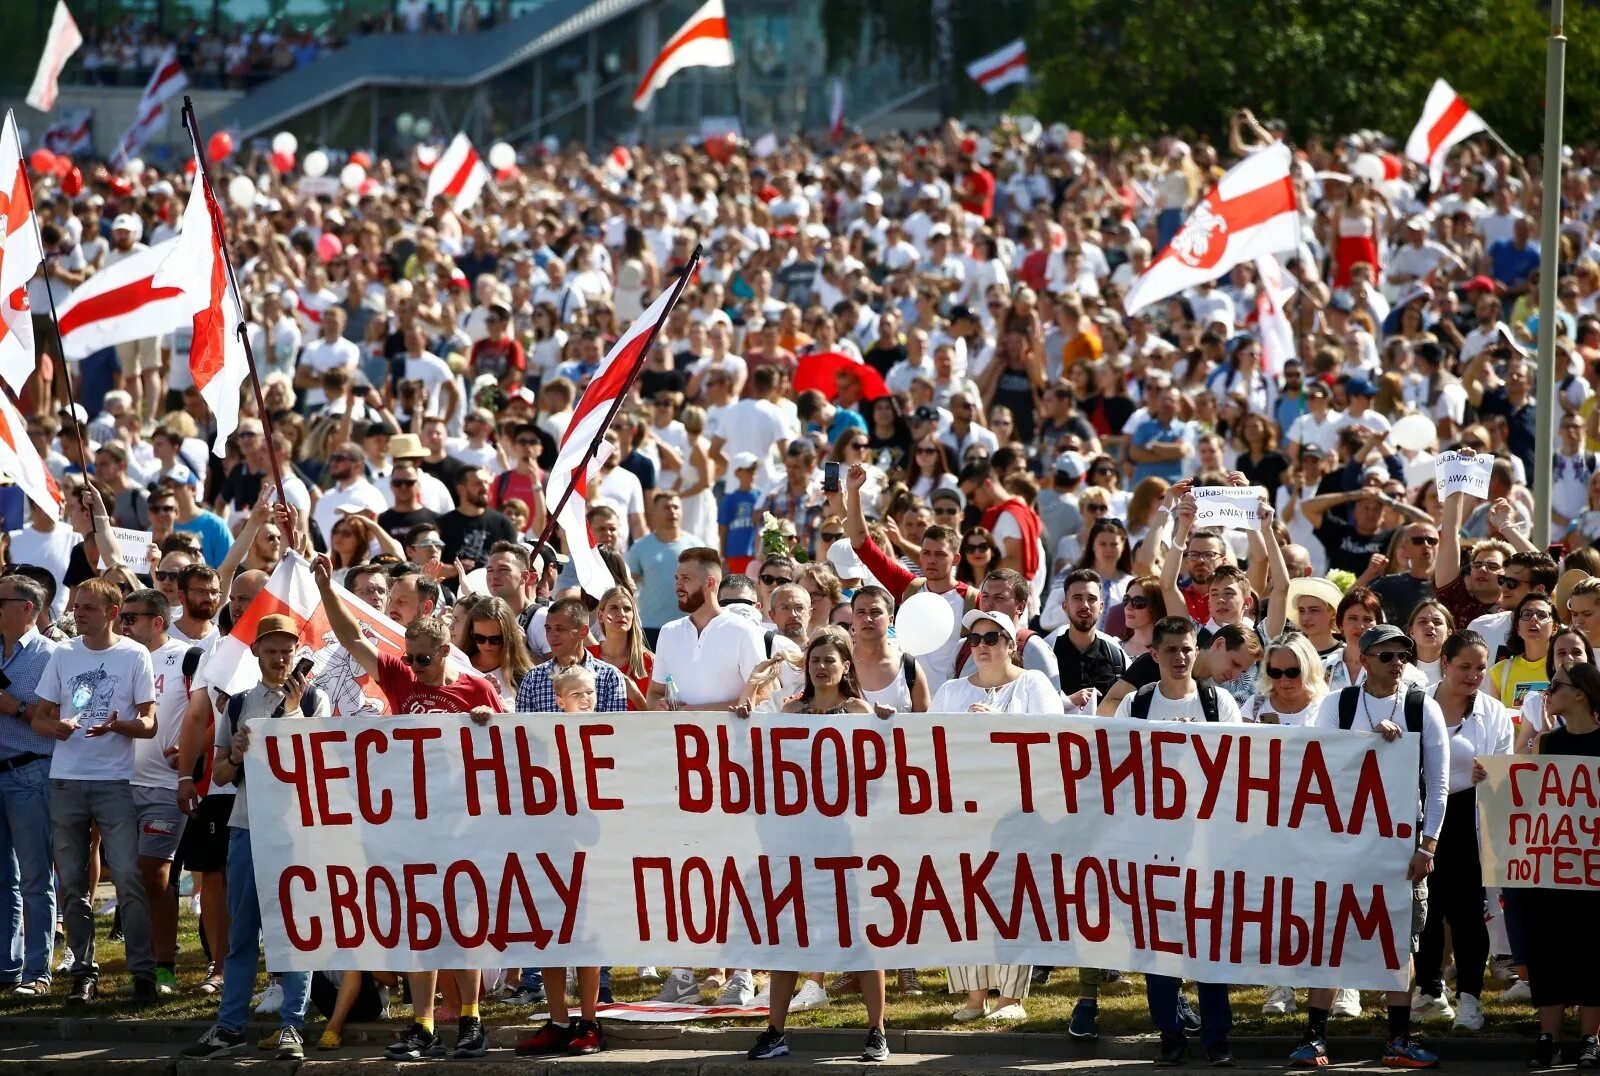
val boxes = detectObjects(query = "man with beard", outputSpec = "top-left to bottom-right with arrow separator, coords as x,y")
1049,570 -> 1129,713
169,566 -> 221,650
309,443 -> 385,552
627,492 -> 703,648
436,467 -> 518,574
384,570 -> 441,629
646,548 -> 765,712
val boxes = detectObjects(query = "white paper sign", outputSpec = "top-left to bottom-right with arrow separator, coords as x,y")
95,527 -> 152,573
1434,451 -> 1492,500
1191,485 -> 1266,529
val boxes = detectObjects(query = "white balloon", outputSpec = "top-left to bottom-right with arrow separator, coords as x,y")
340,163 -> 367,191
413,118 -> 432,139
302,149 -> 329,178
465,568 -> 488,595
893,591 -> 956,658
396,113 -> 415,136
124,157 -> 144,179
1353,152 -> 1385,183
487,141 -> 516,171
226,174 -> 256,211
1391,413 -> 1438,453
271,131 -> 298,156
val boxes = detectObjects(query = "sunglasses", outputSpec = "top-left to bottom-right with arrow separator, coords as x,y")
149,504 -> 176,513
1552,677 -> 1575,691
471,632 -> 504,646
117,612 -> 152,625
1498,575 -> 1523,589
821,532 -> 846,544
1519,609 -> 1554,623
1092,466 -> 1117,476
760,573 -> 793,586
155,571 -> 179,583
968,630 -> 1008,648
964,544 -> 990,554
1125,596 -> 1151,610
402,652 -> 436,668
391,478 -> 417,488
915,446 -> 938,455
933,505 -> 960,515
1266,666 -> 1302,679
1371,649 -> 1411,664
1409,535 -> 1439,547
1085,503 -> 1110,514
412,538 -> 445,550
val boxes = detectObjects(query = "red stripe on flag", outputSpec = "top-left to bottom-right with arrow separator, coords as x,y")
974,49 -> 1027,86
189,177 -> 231,392
563,333 -> 651,447
1424,96 -> 1472,163
441,146 -> 480,199
633,17 -> 730,102
56,275 -> 182,338
5,165 -> 29,238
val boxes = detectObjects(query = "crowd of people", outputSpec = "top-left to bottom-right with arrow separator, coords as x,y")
5,103 -> 1600,1069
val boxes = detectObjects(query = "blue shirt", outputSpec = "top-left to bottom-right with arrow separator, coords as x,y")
175,510 -> 233,566
1488,239 -> 1540,288
1131,418 -> 1188,485
624,534 -> 702,629
718,488 -> 761,559
515,653 -> 629,713
827,408 -> 867,443
0,629 -> 58,761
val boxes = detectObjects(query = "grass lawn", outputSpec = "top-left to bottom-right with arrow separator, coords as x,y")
22,907 -> 1540,1039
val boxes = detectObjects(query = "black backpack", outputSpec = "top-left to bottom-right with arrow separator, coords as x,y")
1336,685 -> 1425,733
225,682 -> 327,786
1130,680 -> 1220,722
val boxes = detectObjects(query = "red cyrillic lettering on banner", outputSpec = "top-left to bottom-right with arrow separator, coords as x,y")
1057,732 -> 1092,813
1191,732 -> 1232,821
1310,876 -> 1329,967
541,852 -> 586,945
751,725 -> 768,815
680,857 -> 717,944
461,725 -> 510,816
266,732 -> 311,826
367,866 -> 401,949
771,727 -> 808,816
1097,730 -> 1147,816
816,855 -> 865,946
1061,855 -> 1111,942
354,729 -> 393,824
1507,760 -> 1540,807
960,851 -> 1003,939
578,724 -> 623,811
493,852 -> 553,950
893,728 -> 932,814
715,857 -> 761,945
675,725 -> 711,812
554,725 -> 580,816
1288,741 -> 1343,833
512,725 -> 558,815
1346,750 -> 1397,837
1236,735 -> 1282,826
1108,858 -> 1146,950
443,860 -> 489,948
715,726 -> 750,813
1233,871 -> 1276,966
309,730 -> 353,826
1275,875 -> 1309,967
932,726 -> 954,814
1149,730 -> 1187,820
1329,883 -> 1397,971
404,864 -> 442,950
390,726 -> 440,819
1010,853 -> 1050,943
850,729 -> 886,817
991,732 -> 1049,812
329,865 -> 363,947
812,728 -> 849,817
864,854 -> 906,947
280,867 -> 319,950
1144,863 -> 1183,955
1540,761 -> 1600,809
760,855 -> 808,947
906,856 -> 961,944
633,858 -> 675,942
1184,867 -> 1226,962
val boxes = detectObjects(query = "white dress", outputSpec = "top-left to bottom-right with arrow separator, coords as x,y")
930,669 -> 1064,714
677,444 -> 717,548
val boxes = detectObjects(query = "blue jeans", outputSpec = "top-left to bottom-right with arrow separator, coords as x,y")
0,758 -> 54,983
1147,976 -> 1231,1048
51,779 -> 151,980
519,967 -> 611,991
218,828 -> 310,1034
1156,208 -> 1185,254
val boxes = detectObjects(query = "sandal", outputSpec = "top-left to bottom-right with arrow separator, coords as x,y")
196,971 -> 224,995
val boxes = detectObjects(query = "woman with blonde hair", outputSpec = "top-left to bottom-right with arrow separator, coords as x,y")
1249,633 -> 1328,726
460,594 -> 536,708
1155,141 -> 1201,252
589,586 -> 654,709
797,563 -> 845,639
676,405 -> 717,547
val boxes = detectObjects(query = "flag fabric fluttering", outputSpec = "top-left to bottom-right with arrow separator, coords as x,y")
965,39 -> 1028,95
0,112 -> 43,398
1405,79 -> 1488,191
546,258 -> 700,597
1123,143 -> 1301,315
25,1 -> 84,113
152,124 -> 248,456
40,109 -> 92,156
632,0 -> 734,112
0,384 -> 60,517
424,132 -> 490,214
108,46 -> 189,171
54,239 -> 187,360
1253,254 -> 1298,381
828,78 -> 846,142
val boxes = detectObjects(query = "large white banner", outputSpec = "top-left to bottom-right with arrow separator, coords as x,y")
245,713 -> 1420,989
1478,754 -> 1600,889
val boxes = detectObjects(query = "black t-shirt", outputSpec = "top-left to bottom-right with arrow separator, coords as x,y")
863,343 -> 907,379
217,463 -> 267,516
1055,632 -> 1129,697
639,367 -> 687,400
1370,572 -> 1435,627
436,508 -> 519,568
1238,451 -> 1290,504
377,507 -> 439,543
1477,387 -> 1536,473
1120,653 -> 1161,691
421,455 -> 467,494
995,368 -> 1038,443
1314,515 -> 1396,577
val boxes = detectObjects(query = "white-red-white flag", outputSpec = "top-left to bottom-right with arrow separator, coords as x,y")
40,108 -> 92,156
965,39 -> 1028,95
1253,254 -> 1297,380
1123,143 -> 1301,315
108,47 -> 188,171
603,146 -> 633,186
632,0 -> 734,112
828,78 -> 845,142
547,258 -> 699,597
0,111 -> 42,398
54,238 -> 187,359
25,1 -> 83,113
424,132 -> 489,214
1405,79 -> 1488,190
0,385 -> 60,518
153,128 -> 247,456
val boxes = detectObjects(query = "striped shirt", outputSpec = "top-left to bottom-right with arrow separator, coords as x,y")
0,630 -> 59,761
515,653 -> 629,714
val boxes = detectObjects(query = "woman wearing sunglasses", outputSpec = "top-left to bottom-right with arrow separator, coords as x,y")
1083,454 -> 1131,518
1489,592 -> 1557,709
1117,575 -> 1166,660
458,595 -> 536,710
957,527 -> 1000,586
1517,628 -> 1596,753
1248,632 -> 1328,727
1412,631 -> 1513,1032
930,609 -> 1061,1024
1520,661 -> 1600,1070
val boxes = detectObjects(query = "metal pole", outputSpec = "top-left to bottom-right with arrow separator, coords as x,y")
1534,0 -> 1565,549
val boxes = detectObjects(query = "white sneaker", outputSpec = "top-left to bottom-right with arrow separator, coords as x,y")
1501,979 -> 1533,1002
1411,989 -> 1455,1021
715,970 -> 755,1007
639,966 -> 662,982
654,968 -> 700,1004
1331,988 -> 1363,1018
1453,992 -> 1484,1030
985,1003 -> 1026,1021
749,984 -> 771,1008
1261,985 -> 1296,1015
789,979 -> 830,1012
253,980 -> 284,1015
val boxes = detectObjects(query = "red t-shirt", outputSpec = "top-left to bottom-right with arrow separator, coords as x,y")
1018,249 -> 1050,293
376,653 -> 506,715
958,166 -> 996,220
491,468 -> 542,513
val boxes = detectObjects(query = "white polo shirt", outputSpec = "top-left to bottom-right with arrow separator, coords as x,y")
651,610 -> 767,708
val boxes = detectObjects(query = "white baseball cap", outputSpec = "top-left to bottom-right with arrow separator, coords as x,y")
729,452 -> 760,471
962,608 -> 1017,639
110,213 -> 142,238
